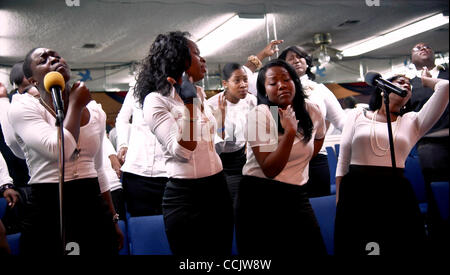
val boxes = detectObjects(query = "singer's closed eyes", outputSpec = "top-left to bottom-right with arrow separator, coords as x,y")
7,47 -> 123,255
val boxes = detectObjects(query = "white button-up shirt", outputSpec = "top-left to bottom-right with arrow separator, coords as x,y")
143,86 -> 223,179
116,89 -> 167,178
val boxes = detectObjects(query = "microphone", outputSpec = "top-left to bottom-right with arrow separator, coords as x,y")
365,72 -> 407,98
44,71 -> 66,123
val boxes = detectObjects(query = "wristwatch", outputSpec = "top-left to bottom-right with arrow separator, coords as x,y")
0,183 -> 14,197
112,213 -> 120,224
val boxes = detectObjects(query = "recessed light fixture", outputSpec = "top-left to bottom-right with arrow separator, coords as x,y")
196,13 -> 265,57
81,43 -> 98,49
341,13 -> 449,57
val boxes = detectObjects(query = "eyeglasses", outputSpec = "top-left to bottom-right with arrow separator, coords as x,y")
412,45 -> 432,52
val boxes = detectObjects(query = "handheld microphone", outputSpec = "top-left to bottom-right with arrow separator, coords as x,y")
44,71 -> 66,123
365,72 -> 407,98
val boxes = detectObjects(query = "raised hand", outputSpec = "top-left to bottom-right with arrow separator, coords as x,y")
218,93 -> 226,124
174,74 -> 197,105
278,105 -> 298,134
69,81 -> 91,109
261,39 -> 284,59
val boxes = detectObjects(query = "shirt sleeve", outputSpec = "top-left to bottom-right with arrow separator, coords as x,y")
0,152 -> 13,187
246,105 -> 278,153
143,92 -> 194,162
0,97 -> 25,159
307,101 -> 326,140
243,65 -> 258,96
92,104 -> 110,193
103,131 -> 117,156
336,108 -> 360,177
115,88 -> 134,150
8,97 -> 77,161
319,84 -> 346,132
414,80 -> 449,137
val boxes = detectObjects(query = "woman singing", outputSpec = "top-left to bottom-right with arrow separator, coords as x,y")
8,47 -> 123,255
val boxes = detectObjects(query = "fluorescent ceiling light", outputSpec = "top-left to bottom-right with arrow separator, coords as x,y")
197,13 -> 265,57
341,13 -> 449,57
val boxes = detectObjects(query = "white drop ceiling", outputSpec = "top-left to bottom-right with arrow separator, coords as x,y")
0,0 -> 448,90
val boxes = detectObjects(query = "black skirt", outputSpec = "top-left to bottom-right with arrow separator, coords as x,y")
334,165 -> 427,256
162,171 -> 234,256
19,178 -> 118,255
235,175 -> 327,256
219,146 -> 246,208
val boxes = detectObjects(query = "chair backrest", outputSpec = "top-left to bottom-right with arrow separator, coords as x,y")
404,155 -> 427,203
309,195 -> 336,255
325,146 -> 338,188
334,144 -> 340,158
431,181 -> 449,221
0,198 -> 7,220
127,215 -> 172,255
6,233 -> 20,255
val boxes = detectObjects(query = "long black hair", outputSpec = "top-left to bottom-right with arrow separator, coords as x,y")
369,74 -> 412,115
134,31 -> 191,106
279,46 -> 316,81
257,59 -> 313,143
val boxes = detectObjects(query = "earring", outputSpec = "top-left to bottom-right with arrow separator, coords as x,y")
380,92 -> 384,97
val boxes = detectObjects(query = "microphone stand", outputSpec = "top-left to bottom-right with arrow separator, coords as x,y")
53,101 -> 65,256
381,86 -> 396,169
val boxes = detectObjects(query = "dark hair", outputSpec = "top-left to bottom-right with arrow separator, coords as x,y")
222,62 -> 242,81
134,31 -> 191,106
369,74 -> 412,115
256,59 -> 313,143
23,47 -> 40,79
279,46 -> 316,81
10,62 -> 25,86
342,96 -> 357,109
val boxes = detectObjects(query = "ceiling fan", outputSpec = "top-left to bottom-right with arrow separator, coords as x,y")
300,33 -> 343,65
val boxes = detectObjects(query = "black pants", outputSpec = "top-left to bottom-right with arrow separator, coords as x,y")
162,172 -> 234,256
305,153 -> 331,198
19,178 -> 118,255
122,172 -> 168,217
236,175 -> 327,256
417,136 -> 449,183
219,146 -> 246,209
335,165 -> 427,256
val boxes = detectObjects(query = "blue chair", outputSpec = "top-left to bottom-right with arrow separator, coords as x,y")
231,228 -> 237,255
325,146 -> 338,194
127,215 -> 172,255
0,198 -> 7,219
430,181 -> 449,221
309,195 -> 336,255
118,220 -> 129,255
404,155 -> 428,214
334,144 -> 340,158
6,233 -> 20,255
